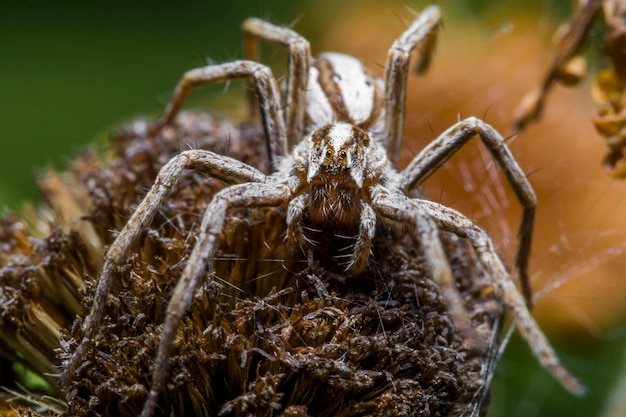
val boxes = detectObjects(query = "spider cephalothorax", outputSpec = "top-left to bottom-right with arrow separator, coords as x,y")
63,6 -> 584,417
293,122 -> 383,229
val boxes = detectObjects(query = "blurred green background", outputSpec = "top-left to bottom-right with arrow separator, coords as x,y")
0,0 -> 305,207
0,1 -> 623,416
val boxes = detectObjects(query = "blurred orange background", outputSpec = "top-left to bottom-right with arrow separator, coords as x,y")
308,0 -> 626,338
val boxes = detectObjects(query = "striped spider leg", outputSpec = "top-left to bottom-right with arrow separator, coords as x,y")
62,6 -> 584,417
396,116 -> 583,393
242,16 -> 311,147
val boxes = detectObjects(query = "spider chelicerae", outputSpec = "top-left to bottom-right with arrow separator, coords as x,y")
63,6 -> 583,417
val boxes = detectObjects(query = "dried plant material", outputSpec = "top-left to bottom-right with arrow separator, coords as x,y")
591,0 -> 626,177
0,112 -> 504,416
512,0 -> 626,177
511,0 -> 602,133
555,55 -> 587,87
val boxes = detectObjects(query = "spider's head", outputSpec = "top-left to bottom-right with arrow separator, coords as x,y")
306,122 -> 370,187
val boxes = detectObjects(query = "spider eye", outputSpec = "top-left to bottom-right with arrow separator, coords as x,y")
325,149 -> 332,158
339,150 -> 347,159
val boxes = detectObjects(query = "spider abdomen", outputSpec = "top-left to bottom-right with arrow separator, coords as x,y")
305,52 -> 384,133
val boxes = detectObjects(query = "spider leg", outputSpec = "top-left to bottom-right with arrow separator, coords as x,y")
401,116 -> 536,306
150,61 -> 288,167
370,185 -> 471,332
286,194 -> 309,249
243,18 -> 311,148
417,199 -> 585,395
347,202 -> 376,274
63,150 -> 266,385
384,5 -> 442,164
141,181 -> 293,417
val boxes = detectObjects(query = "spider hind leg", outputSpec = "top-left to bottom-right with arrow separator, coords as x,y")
401,117 -> 537,306
419,199 -> 585,395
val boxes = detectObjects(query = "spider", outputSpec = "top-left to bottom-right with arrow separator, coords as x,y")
63,6 -> 584,417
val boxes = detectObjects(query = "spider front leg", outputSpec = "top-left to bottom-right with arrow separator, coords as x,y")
149,61 -> 288,167
418,199 -> 585,395
384,5 -> 442,164
62,150 -> 266,386
401,116 -> 537,306
243,18 -> 311,148
141,181 -> 293,417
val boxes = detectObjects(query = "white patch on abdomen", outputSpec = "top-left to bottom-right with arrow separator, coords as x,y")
305,52 -> 378,132
305,66 -> 334,130
321,52 -> 375,124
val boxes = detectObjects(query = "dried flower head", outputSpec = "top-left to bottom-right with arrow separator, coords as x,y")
0,111 -> 503,416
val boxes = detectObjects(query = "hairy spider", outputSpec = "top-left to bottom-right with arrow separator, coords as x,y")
63,6 -> 584,417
